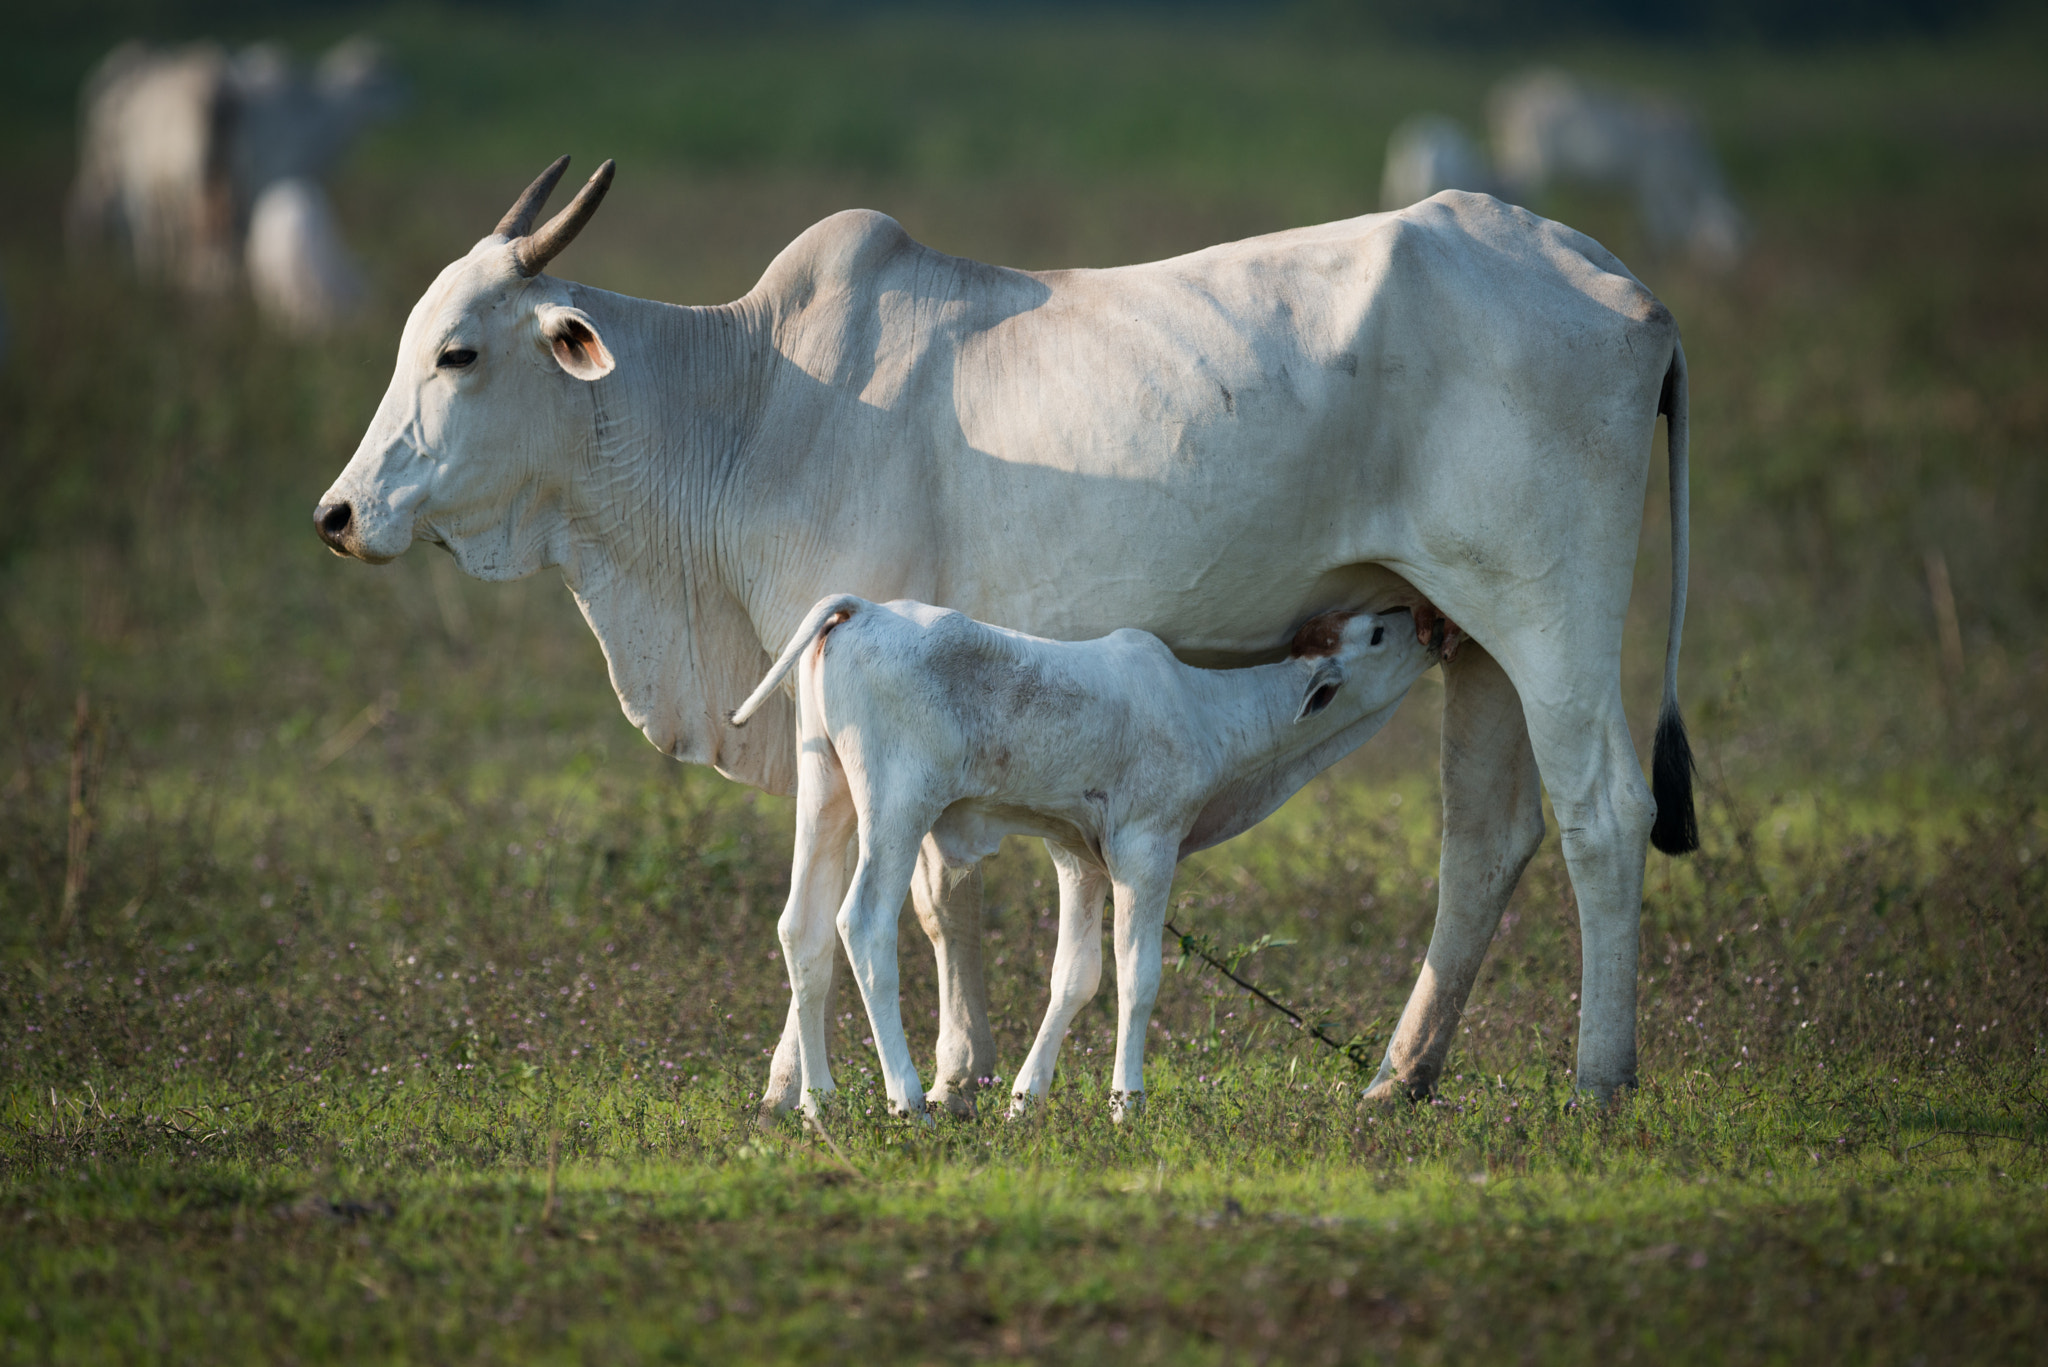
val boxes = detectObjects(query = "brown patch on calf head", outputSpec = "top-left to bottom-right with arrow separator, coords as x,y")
1289,610 -> 1358,658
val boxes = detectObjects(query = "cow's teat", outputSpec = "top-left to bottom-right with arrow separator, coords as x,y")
1413,603 -> 1465,662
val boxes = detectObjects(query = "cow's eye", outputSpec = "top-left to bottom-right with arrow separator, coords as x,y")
1370,625 -> 1385,645
437,347 -> 478,369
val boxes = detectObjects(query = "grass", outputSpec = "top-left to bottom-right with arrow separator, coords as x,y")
3,7 -> 2047,1363
6,1091 -> 2044,1363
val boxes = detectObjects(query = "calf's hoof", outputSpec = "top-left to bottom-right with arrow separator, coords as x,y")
890,1098 -> 937,1128
1110,1090 -> 1145,1124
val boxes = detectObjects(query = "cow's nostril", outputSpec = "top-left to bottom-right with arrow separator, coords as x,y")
315,501 -> 353,546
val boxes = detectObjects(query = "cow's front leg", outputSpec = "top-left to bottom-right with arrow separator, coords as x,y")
1009,841 -> 1110,1115
910,836 -> 996,1118
1366,644 -> 1544,1102
1108,835 -> 1178,1123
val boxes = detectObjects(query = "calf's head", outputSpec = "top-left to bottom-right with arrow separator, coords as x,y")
1289,607 -> 1435,723
314,156 -> 617,577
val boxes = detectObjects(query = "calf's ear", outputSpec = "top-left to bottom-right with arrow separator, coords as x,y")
1295,661 -> 1346,723
537,304 -> 616,381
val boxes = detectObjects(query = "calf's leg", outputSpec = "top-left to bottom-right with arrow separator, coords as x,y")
1009,841 -> 1110,1114
773,837 -> 988,1118
1365,644 -> 1544,1102
1108,836 -> 1179,1122
764,840 -> 846,1118
765,739 -> 859,1119
837,797 -> 941,1117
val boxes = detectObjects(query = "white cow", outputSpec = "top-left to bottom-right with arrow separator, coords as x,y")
66,37 -> 399,313
1379,114 -> 1500,210
315,157 -> 1695,1109
1489,69 -> 1748,271
247,177 -> 366,334
227,38 -> 403,210
728,596 -> 1438,1119
66,42 -> 239,294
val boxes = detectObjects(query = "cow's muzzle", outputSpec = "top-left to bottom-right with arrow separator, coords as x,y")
315,500 -> 354,555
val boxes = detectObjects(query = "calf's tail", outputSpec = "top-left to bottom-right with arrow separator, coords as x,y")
727,594 -> 867,727
1650,342 -> 1699,855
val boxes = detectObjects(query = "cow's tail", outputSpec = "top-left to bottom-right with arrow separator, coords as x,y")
1650,342 -> 1699,855
727,594 -> 866,727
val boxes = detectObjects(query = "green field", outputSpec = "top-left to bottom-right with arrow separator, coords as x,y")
3,8 -> 2046,1363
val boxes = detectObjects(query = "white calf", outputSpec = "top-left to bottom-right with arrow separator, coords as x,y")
729,596 -> 1438,1120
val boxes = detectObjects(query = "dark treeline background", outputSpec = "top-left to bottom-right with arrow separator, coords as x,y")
14,0 -> 2028,45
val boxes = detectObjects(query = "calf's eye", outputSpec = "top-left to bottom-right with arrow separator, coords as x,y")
437,348 -> 478,369
1370,626 -> 1385,645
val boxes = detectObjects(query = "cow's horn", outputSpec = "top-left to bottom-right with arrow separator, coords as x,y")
515,159 -> 615,278
494,154 -> 572,239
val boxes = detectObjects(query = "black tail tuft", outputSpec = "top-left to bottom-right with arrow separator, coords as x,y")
1650,704 -> 1699,856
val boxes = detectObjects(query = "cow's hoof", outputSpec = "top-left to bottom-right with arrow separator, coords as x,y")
1110,1090 -> 1145,1123
1360,1075 -> 1428,1108
1571,1078 -> 1635,1108
924,1081 -> 979,1120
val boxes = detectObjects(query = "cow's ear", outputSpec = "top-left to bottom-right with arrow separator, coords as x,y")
537,304 -> 615,381
1295,661 -> 1346,723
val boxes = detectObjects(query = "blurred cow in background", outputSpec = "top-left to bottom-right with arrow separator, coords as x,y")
226,39 -> 402,211
66,43 -> 240,294
66,37 -> 400,328
1379,70 -> 1746,272
247,178 -> 365,336
1488,69 -> 1747,272
1378,114 -> 1500,211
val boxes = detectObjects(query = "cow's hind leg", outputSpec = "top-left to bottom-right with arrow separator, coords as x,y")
1366,644 -> 1545,1102
1517,675 -> 1655,1100
911,838 -> 997,1118
1009,842 -> 1110,1115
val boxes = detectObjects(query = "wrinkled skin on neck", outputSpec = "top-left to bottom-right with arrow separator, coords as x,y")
316,234 -> 792,789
